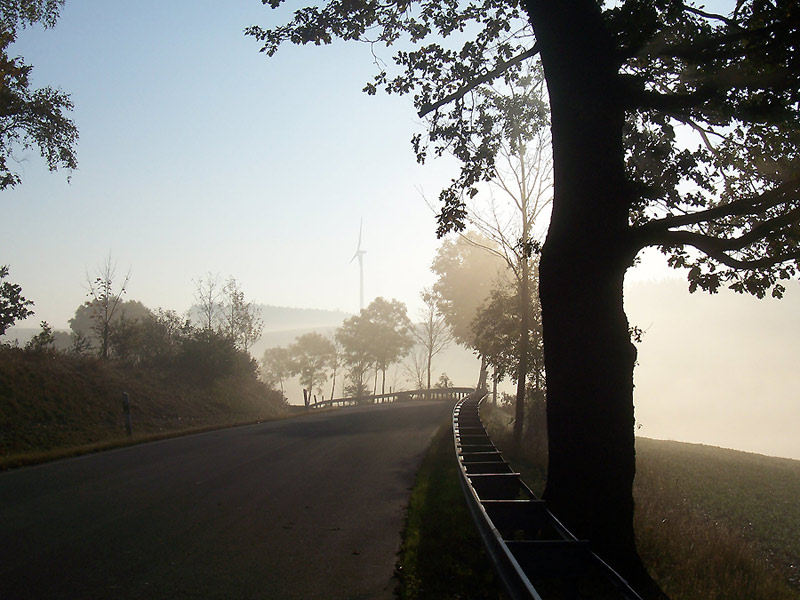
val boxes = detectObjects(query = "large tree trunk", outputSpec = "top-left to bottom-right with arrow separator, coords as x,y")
524,1 -> 663,596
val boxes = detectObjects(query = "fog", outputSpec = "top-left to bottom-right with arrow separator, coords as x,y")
626,278 -> 800,460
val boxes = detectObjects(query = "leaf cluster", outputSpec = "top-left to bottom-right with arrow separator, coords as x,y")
613,0 -> 800,297
0,264 -> 34,335
0,1 -> 77,189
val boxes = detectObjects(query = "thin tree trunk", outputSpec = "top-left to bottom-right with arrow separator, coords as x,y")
476,355 -> 488,390
426,351 -> 432,390
513,268 -> 529,452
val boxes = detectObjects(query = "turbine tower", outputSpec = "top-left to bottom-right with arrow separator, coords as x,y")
350,219 -> 366,311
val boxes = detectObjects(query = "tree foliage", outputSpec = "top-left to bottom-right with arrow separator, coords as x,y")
430,231 -> 508,348
24,319 -> 53,351
336,311 -> 374,397
472,280 -> 541,387
219,277 -> 264,352
0,264 -> 33,335
336,297 -> 414,396
361,297 -> 414,394
288,332 -> 335,405
81,256 -> 132,360
260,345 -> 293,396
0,0 -> 77,189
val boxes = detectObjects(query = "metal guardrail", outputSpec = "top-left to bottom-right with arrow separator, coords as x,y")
311,387 -> 474,408
452,393 -> 645,600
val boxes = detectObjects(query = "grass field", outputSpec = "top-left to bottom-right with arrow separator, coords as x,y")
481,403 -> 799,600
634,437 -> 800,599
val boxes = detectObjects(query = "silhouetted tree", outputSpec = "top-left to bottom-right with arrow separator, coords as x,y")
0,0 -> 77,189
69,298 -> 149,357
25,320 -> 54,351
251,1 -> 800,591
472,280 -> 545,451
0,264 -> 34,335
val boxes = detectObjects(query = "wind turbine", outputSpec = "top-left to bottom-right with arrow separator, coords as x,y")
350,219 -> 366,311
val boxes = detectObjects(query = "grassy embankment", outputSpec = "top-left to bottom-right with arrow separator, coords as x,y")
480,404 -> 799,600
395,423 -> 505,599
0,346 -> 288,469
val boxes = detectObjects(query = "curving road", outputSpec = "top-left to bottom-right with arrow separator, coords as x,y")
0,400 -> 453,600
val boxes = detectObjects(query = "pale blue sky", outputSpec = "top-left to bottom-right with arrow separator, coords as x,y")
3,0 -> 457,328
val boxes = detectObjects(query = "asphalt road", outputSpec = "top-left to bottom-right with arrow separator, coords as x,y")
0,400 -> 454,600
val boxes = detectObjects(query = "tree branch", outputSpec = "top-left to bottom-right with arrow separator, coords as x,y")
417,44 -> 539,118
638,178 -> 800,239
658,230 -> 800,270
679,2 -> 743,29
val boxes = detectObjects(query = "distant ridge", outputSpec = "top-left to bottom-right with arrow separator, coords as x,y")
255,305 -> 351,332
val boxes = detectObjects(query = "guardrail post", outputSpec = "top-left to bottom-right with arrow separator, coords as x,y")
121,392 -> 133,438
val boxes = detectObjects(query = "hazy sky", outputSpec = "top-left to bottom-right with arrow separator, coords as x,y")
4,1 -> 797,459
4,0 -> 461,328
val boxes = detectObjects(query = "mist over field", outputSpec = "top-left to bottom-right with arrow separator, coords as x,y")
626,279 -> 800,460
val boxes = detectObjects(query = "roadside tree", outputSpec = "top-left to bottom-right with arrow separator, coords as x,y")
0,0 -> 77,189
360,297 -> 414,395
250,0 -> 800,590
193,273 -> 223,331
289,332 -> 335,406
431,232 -> 509,387
25,320 -> 54,352
83,256 -> 131,360
0,265 -> 34,335
336,312 -> 374,398
260,346 -> 293,397
411,288 -> 453,390
219,277 -> 263,352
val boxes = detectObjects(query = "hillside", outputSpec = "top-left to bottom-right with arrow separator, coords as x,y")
0,346 -> 287,468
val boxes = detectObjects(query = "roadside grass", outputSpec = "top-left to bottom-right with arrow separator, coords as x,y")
395,423 -> 505,600
481,403 -> 799,600
0,346 -> 288,470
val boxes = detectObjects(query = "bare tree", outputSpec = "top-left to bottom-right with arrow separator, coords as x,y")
220,277 -> 263,352
411,288 -> 454,390
465,124 -> 553,449
193,273 -> 223,331
402,345 -> 428,390
85,254 -> 130,360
